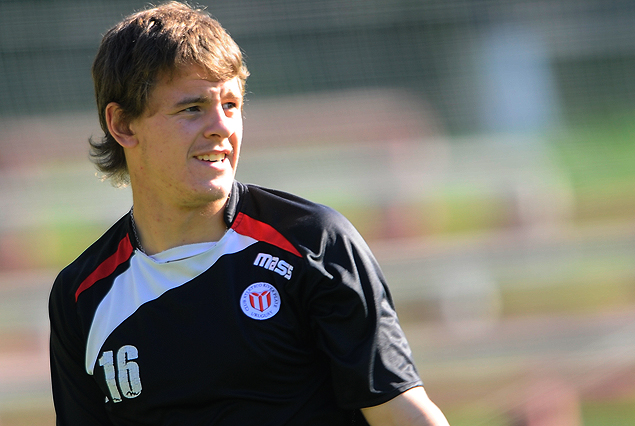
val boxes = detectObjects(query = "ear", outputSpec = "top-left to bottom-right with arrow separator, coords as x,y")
105,102 -> 138,148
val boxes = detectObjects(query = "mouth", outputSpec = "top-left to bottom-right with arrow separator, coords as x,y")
196,153 -> 227,163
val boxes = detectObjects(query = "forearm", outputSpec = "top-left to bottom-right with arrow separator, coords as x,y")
361,386 -> 450,426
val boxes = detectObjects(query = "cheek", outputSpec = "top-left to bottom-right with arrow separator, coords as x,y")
138,137 -> 181,175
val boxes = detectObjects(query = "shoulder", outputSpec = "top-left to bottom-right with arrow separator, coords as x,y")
230,182 -> 360,255
50,213 -> 133,345
51,214 -> 132,302
232,182 -> 341,221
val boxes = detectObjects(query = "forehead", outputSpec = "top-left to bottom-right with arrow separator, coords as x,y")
145,65 -> 242,112
156,64 -> 241,95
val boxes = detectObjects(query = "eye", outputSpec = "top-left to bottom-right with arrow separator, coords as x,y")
222,102 -> 238,111
183,105 -> 201,113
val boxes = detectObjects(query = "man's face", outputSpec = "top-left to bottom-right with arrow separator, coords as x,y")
127,64 -> 243,209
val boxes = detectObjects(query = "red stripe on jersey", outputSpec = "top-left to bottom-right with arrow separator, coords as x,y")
232,212 -> 302,257
75,235 -> 135,302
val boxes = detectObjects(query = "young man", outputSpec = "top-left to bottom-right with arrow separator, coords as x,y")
49,2 -> 450,425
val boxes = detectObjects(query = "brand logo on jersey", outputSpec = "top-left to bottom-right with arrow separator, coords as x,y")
254,253 -> 293,280
240,282 -> 281,320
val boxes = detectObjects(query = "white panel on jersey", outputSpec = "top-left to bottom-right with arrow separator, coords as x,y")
85,229 -> 257,375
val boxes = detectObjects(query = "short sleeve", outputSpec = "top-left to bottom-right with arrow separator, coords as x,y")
303,215 -> 422,409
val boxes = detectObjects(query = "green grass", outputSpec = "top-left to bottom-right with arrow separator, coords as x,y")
550,111 -> 635,221
582,399 -> 635,426
440,398 -> 635,426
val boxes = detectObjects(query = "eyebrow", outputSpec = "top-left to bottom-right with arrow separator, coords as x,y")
174,95 -> 211,109
173,91 -> 243,109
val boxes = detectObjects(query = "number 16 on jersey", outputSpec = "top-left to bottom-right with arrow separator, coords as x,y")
98,345 -> 143,402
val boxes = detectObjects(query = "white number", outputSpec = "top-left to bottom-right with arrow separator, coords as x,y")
98,345 -> 142,403
117,345 -> 142,398
98,350 -> 122,403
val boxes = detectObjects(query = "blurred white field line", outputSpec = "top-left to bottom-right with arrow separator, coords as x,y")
374,215 -> 635,312
404,306 -> 635,381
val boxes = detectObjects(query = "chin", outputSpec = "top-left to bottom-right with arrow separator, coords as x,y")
204,181 -> 232,201
185,175 -> 234,204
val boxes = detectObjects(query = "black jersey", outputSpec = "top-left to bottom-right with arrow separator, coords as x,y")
49,181 -> 422,426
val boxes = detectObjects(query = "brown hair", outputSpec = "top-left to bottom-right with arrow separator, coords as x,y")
90,1 -> 249,185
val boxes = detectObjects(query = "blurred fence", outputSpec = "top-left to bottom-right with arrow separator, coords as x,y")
1,1 -> 635,425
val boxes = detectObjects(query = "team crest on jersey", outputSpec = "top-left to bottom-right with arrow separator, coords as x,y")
240,282 -> 281,320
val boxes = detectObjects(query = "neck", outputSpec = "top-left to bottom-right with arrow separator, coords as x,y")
129,197 -> 229,256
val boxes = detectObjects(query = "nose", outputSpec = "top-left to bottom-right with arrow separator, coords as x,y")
203,104 -> 233,140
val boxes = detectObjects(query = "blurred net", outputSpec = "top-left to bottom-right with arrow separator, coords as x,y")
2,0 -> 635,130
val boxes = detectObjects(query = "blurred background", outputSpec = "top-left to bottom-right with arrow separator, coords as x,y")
1,0 -> 635,424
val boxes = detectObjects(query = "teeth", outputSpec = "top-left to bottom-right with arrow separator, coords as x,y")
196,153 -> 225,162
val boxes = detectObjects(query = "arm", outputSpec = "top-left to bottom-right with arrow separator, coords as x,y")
361,386 -> 450,426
